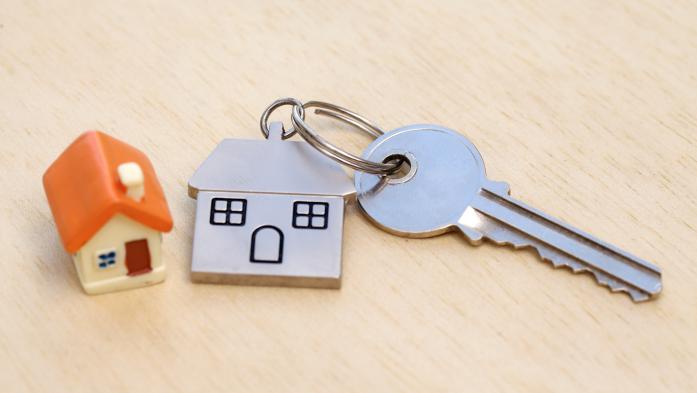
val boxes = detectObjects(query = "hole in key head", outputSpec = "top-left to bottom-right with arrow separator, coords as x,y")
382,153 -> 416,183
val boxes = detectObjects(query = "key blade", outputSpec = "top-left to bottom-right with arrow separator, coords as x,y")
459,187 -> 662,302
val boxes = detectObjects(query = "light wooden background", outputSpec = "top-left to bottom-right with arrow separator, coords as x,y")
2,1 -> 696,392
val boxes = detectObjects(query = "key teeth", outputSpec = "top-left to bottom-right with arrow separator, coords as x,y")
541,249 -> 651,302
483,232 -> 652,302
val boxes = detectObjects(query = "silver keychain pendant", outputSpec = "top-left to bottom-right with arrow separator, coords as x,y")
188,100 -> 355,288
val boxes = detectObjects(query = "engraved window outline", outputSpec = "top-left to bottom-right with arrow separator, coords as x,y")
292,201 -> 329,230
210,198 -> 247,226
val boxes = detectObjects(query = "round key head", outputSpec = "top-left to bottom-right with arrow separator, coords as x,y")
355,124 -> 493,237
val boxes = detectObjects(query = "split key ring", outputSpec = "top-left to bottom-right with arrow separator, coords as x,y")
259,98 -> 404,176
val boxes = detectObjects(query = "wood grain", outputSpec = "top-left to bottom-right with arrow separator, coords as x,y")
1,1 -> 696,391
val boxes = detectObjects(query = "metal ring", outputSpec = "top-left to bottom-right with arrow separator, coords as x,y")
291,101 -> 403,175
259,97 -> 305,139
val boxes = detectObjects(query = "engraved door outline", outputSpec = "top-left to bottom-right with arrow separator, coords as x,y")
250,225 -> 284,263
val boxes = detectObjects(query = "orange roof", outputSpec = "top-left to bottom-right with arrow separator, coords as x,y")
43,131 -> 173,253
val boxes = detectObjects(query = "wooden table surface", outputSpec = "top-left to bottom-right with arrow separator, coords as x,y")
2,1 -> 696,391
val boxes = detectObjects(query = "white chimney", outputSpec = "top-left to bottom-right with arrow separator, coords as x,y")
117,162 -> 145,202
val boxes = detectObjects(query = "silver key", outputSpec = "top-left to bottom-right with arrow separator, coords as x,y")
355,124 -> 662,302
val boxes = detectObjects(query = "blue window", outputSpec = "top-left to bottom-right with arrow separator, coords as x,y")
97,250 -> 117,269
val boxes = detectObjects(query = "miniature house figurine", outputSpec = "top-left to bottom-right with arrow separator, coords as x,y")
43,131 -> 173,294
188,122 -> 354,288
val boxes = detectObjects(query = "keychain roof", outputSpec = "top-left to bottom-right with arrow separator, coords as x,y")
188,124 -> 355,199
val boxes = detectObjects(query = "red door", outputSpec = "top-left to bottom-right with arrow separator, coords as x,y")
125,239 -> 152,276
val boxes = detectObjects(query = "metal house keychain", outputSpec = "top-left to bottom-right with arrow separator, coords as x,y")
273,97 -> 662,301
188,98 -> 354,288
